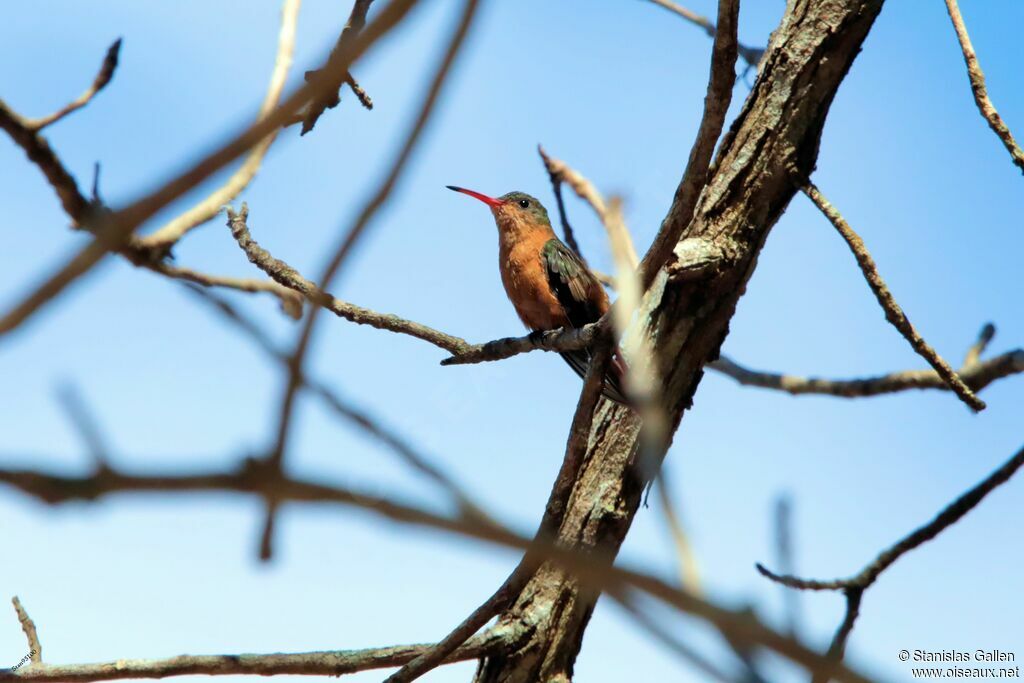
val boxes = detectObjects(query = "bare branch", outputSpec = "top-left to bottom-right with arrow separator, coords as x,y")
645,0 -> 763,72
137,0 -> 303,251
944,0 -> 1024,175
55,384 -> 111,468
24,39 -> 122,132
3,633 -> 501,682
709,336 -> 1023,399
295,0 -> 376,134
225,204 -> 469,353
440,320 -> 606,366
638,0 -> 739,289
756,442 -> 1024,593
0,100 -> 94,225
0,460 -> 875,683
149,261 -> 304,319
801,182 -> 985,412
0,0 -> 421,338
11,596 -> 42,664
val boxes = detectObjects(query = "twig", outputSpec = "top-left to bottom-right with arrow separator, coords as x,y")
0,633 -> 501,682
756,443 -> 1024,677
441,320 -> 605,366
638,0 -> 739,290
11,597 -> 42,664
0,0 -> 421,338
655,472 -> 701,592
536,145 -> 616,284
710,349 -> 1023,398
772,495 -> 802,638
801,182 -> 985,411
383,568 -> 530,683
295,0 -> 376,134
944,0 -> 1024,175
963,322 -> 995,367
0,100 -> 94,225
225,204 -> 468,354
24,39 -> 122,132
645,0 -> 763,73
756,443 -> 1024,592
55,384 -> 110,469
138,0 -> 303,251
149,262 -> 304,319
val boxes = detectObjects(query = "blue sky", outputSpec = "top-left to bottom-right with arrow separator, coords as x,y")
1,1 -> 1022,681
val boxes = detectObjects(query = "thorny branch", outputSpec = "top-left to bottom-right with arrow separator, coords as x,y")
944,0 -> 1024,176
801,181 -> 985,412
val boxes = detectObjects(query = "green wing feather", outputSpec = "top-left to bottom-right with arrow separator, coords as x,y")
542,239 -> 602,328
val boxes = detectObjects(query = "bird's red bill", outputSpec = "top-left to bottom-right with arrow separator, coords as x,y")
446,185 -> 505,208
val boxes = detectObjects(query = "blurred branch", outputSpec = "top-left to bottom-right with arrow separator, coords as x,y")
1,633 -> 502,682
537,145 -> 616,285
183,285 -> 481,517
710,324 -> 1023,398
944,0 -> 1024,176
645,0 -> 763,74
638,0 -> 739,290
11,596 -> 43,664
251,0 -> 482,559
757,442 -> 1024,680
24,39 -> 122,132
293,0 -> 376,135
138,0 -> 303,252
0,459 -> 876,683
0,0 -> 420,338
150,262 -> 304,319
772,495 -> 802,638
0,99 -> 97,225
800,181 -> 985,412
55,384 -> 111,469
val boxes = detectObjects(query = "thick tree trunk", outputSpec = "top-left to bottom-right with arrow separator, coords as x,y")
473,1 -> 885,681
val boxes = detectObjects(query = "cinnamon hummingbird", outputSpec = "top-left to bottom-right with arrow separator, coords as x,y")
447,185 -> 628,405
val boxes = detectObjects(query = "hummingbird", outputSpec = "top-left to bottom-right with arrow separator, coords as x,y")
447,185 -> 628,405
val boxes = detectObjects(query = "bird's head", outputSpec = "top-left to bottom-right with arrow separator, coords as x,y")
447,186 -> 551,235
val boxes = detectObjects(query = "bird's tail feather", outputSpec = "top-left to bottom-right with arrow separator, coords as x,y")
560,350 -> 630,406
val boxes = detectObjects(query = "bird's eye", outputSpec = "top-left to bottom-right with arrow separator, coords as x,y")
518,199 -> 530,209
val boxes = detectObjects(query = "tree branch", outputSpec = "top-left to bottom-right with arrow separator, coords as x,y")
801,181 -> 985,412
294,0 -> 376,135
638,0 -> 739,289
11,597 -> 42,664
136,0 -> 303,252
756,442 -> 1024,677
0,0 -> 421,338
645,0 -> 763,74
23,39 -> 122,132
944,0 -> 1024,176
709,324 -> 1023,398
0,633 -> 502,682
